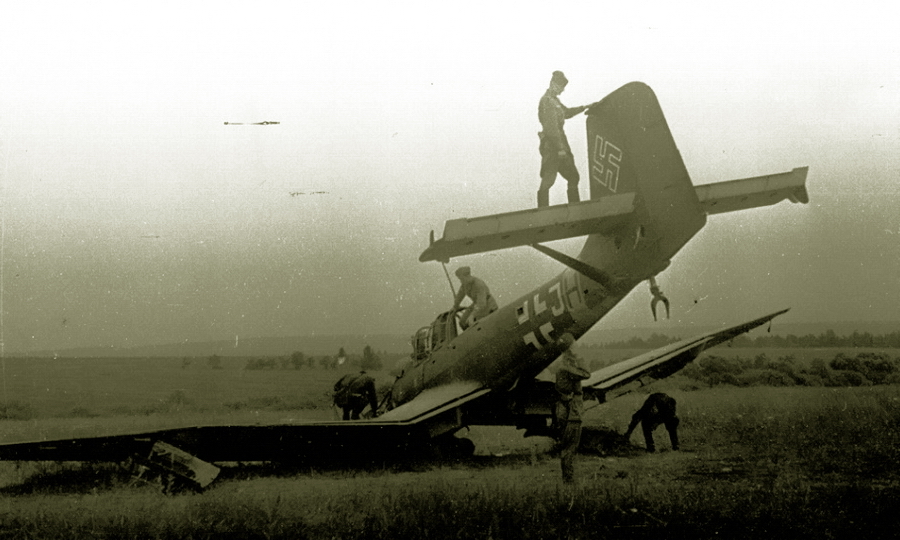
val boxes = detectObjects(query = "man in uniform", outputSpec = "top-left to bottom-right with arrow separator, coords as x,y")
552,333 -> 592,484
333,371 -> 379,420
537,70 -> 592,208
623,392 -> 680,452
451,266 -> 498,330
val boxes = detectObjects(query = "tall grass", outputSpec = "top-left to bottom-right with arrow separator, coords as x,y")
2,386 -> 899,538
673,386 -> 900,477
1,466 -> 897,539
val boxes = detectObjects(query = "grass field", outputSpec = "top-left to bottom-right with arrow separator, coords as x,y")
1,353 -> 899,538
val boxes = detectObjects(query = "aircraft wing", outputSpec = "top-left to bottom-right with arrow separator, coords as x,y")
0,382 -> 491,463
583,309 -> 789,398
0,422 -> 421,463
378,382 -> 490,423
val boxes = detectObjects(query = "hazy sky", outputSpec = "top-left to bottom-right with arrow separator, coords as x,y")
2,2 -> 898,353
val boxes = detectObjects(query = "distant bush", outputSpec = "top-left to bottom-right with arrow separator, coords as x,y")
290,351 -> 305,369
68,407 -> 100,418
361,345 -> 382,371
795,372 -> 826,387
681,352 -> 900,389
600,328 -> 900,348
826,370 -> 872,387
0,401 -> 35,420
161,389 -> 192,410
207,354 -> 223,370
681,355 -> 746,386
737,369 -> 796,387
224,395 -> 324,411
245,358 -> 278,370
831,352 -> 897,384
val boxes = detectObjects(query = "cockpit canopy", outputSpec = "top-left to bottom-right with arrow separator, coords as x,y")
410,310 -> 461,361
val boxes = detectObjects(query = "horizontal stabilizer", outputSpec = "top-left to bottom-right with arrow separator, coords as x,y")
584,309 -> 789,395
419,193 -> 635,262
696,167 -> 809,215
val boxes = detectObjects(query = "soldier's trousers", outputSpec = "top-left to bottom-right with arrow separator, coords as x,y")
559,420 -> 583,484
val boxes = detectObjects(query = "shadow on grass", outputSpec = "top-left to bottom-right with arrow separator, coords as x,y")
0,462 -> 132,496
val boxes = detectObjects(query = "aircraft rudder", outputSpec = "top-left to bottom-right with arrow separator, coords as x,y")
580,82 -> 705,271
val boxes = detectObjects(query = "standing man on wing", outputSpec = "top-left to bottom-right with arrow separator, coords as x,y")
537,70 -> 592,208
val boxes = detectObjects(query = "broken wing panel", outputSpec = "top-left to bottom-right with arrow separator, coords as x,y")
584,309 -> 790,396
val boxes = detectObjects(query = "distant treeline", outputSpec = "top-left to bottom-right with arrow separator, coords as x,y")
212,346 -> 408,372
681,352 -> 900,388
596,329 -> 900,349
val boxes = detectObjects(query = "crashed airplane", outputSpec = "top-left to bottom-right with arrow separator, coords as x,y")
0,82 -> 808,491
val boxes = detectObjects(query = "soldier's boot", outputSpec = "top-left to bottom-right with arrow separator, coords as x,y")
567,186 -> 581,204
643,427 -> 656,452
537,189 -> 550,208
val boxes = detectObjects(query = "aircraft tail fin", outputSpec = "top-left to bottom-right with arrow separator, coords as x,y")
418,82 -> 807,269
579,82 -> 706,274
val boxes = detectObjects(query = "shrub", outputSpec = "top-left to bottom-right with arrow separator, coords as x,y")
290,351 -> 305,370
68,407 -> 100,418
0,401 -> 35,420
737,369 -> 796,387
245,358 -> 278,370
855,352 -> 898,384
795,373 -> 825,387
830,353 -> 863,374
807,358 -> 830,379
826,370 -> 872,387
682,355 -> 746,386
361,345 -> 382,371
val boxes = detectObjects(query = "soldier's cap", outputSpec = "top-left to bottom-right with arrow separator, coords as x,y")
551,70 -> 568,86
455,266 -> 471,278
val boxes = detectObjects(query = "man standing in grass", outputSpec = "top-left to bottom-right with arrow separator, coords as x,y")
553,333 -> 592,484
